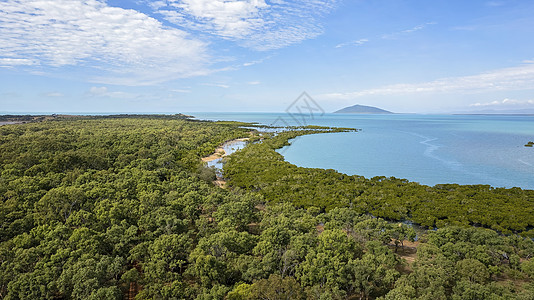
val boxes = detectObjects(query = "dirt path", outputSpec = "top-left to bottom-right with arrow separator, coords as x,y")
389,240 -> 420,265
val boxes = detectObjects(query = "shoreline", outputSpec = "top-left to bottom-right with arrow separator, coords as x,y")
0,121 -> 23,126
201,138 -> 250,163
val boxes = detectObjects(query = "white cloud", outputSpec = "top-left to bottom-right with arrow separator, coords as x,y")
470,98 -> 534,107
243,56 -> 271,67
159,0 -> 269,39
0,0 -> 209,85
382,22 -> 436,39
247,81 -> 261,85
171,89 -> 192,93
335,22 -> 434,49
87,86 -> 138,99
152,0 -> 339,51
89,86 -> 109,96
201,83 -> 230,89
0,58 -> 38,67
243,61 -> 259,67
335,39 -> 369,49
320,62 -> 534,100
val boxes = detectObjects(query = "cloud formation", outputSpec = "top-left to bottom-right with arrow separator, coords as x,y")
87,86 -> 139,99
470,98 -> 534,107
0,58 -> 38,67
0,0 -> 209,85
150,0 -> 339,51
321,62 -> 534,100
381,22 -> 436,39
335,39 -> 369,49
242,56 -> 272,67
335,22 -> 433,49
89,87 -> 109,97
201,83 -> 230,89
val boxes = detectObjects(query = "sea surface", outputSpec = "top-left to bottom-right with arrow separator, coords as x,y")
192,112 -> 534,190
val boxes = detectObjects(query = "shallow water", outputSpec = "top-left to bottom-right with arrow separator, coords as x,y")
193,113 -> 534,190
205,140 -> 248,172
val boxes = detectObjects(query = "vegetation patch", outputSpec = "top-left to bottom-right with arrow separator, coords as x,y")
0,116 -> 532,299
225,129 -> 534,235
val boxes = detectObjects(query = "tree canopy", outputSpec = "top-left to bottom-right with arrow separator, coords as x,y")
0,116 -> 532,299
225,130 -> 534,235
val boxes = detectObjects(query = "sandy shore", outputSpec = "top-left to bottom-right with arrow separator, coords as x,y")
0,121 -> 22,126
201,138 -> 249,163
202,137 -> 250,189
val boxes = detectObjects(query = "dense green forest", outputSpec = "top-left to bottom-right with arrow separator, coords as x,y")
0,116 -> 533,299
225,130 -> 534,235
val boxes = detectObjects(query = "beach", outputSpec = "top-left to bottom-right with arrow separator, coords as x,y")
201,138 -> 250,163
0,122 -> 21,126
201,138 -> 250,188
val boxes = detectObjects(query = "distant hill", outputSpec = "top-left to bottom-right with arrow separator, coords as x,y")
334,104 -> 393,114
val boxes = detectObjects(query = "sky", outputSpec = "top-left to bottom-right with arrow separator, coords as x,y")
1,0 -> 534,114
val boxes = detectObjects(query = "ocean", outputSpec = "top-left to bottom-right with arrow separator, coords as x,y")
192,112 -> 534,190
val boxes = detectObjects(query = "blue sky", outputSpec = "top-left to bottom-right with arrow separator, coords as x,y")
1,0 -> 534,113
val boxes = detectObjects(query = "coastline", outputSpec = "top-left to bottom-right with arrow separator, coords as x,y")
201,138 -> 250,163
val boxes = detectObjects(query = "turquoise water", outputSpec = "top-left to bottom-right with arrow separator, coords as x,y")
192,113 -> 534,190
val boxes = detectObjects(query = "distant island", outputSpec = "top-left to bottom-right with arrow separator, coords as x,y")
334,104 -> 393,114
